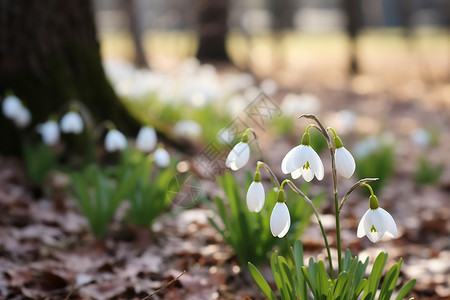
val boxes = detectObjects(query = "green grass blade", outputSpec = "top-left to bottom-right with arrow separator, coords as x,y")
248,262 -> 278,300
394,279 -> 416,300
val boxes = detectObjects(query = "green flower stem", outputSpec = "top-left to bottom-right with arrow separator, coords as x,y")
299,113 -> 339,276
362,183 -> 375,195
256,161 -> 281,189
244,128 -> 265,161
338,178 -> 379,212
284,179 -> 334,279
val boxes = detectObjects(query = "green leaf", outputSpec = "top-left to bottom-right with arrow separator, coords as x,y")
302,266 -> 319,300
248,262 -> 277,300
271,253 -> 290,300
379,259 -> 402,300
394,279 -> 416,300
333,271 -> 349,298
363,252 -> 387,300
317,260 -> 331,299
278,256 -> 296,300
292,240 -> 308,300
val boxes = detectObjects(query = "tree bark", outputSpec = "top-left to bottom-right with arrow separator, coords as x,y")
195,0 -> 231,63
342,0 -> 362,75
0,0 -> 141,156
121,0 -> 149,68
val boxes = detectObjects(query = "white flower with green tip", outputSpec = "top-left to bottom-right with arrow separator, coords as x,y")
333,133 -> 356,178
281,130 -> 324,182
246,171 -> 265,212
270,191 -> 291,238
357,194 -> 397,243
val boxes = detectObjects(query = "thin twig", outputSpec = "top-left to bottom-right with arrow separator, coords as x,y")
284,180 -> 321,220
141,270 -> 186,300
338,178 -> 379,212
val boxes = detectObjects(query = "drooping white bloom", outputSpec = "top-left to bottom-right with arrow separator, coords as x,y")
37,120 -> 60,146
154,148 -> 170,168
270,202 -> 291,238
335,147 -> 356,178
357,207 -> 397,243
226,142 -> 250,171
174,120 -> 202,138
136,126 -> 157,153
2,95 -> 22,119
60,111 -> 84,134
105,129 -> 127,152
246,181 -> 265,212
281,144 -> 324,182
14,106 -> 31,128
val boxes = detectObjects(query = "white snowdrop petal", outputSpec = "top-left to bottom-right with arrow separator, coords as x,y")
2,96 -> 22,119
105,129 -> 127,152
357,210 -> 369,238
270,202 -> 290,237
154,148 -> 170,167
39,121 -> 60,146
60,112 -> 84,134
379,208 -> 398,238
371,208 -> 388,235
136,126 -> 157,152
291,168 -> 302,179
302,168 -> 314,182
246,181 -> 265,212
226,142 -> 250,171
335,147 -> 356,178
277,214 -> 291,238
281,145 -> 301,174
14,106 -> 31,128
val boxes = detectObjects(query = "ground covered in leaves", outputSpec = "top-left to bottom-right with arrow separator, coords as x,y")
1,54 -> 450,298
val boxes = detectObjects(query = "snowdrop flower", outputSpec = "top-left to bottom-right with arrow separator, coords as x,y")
136,126 -> 157,153
174,120 -> 202,138
2,95 -> 22,119
14,106 -> 31,128
105,129 -> 127,152
246,171 -> 265,212
331,129 -> 356,178
60,111 -> 84,134
270,190 -> 290,238
2,95 -> 31,128
154,147 -> 170,168
226,132 -> 250,171
37,120 -> 60,146
357,191 -> 397,243
281,129 -> 324,182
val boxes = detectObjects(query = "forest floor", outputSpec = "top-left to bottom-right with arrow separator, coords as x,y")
2,30 -> 450,299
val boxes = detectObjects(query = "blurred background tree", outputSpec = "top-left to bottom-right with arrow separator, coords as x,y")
0,0 -> 140,155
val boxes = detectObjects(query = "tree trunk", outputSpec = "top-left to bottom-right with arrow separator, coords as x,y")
0,0 -> 141,156
342,0 -> 362,75
121,0 -> 149,68
195,0 -> 230,63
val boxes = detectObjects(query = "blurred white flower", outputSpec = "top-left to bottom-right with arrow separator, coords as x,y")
136,126 -> 157,153
226,141 -> 250,171
217,127 -> 235,144
14,106 -> 31,128
60,111 -> 84,134
2,95 -> 22,119
259,79 -> 278,96
154,147 -> 170,168
357,206 -> 397,243
280,93 -> 321,116
37,120 -> 60,146
410,128 -> 430,148
105,129 -> 127,152
281,143 -> 324,182
246,181 -> 265,212
335,146 -> 356,178
2,95 -> 31,128
270,202 -> 290,238
174,120 -> 202,138
353,137 -> 379,158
